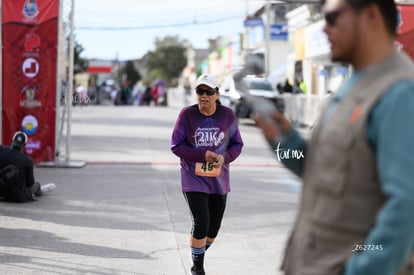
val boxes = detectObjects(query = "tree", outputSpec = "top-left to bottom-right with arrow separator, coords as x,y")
122,60 -> 141,84
74,40 -> 87,73
145,35 -> 187,86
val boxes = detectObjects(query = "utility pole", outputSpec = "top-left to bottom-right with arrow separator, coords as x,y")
265,0 -> 271,76
66,0 -> 75,163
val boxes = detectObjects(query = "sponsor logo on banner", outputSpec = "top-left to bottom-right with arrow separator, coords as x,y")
26,140 -> 41,154
21,114 -> 39,135
22,0 -> 39,21
22,58 -> 39,78
24,32 -> 40,55
20,84 -> 42,109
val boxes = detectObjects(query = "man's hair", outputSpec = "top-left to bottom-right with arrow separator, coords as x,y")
321,0 -> 398,36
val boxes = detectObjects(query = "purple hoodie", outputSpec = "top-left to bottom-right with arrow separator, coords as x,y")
171,104 -> 244,194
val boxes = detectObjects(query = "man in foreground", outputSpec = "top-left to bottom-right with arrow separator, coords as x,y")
255,0 -> 414,274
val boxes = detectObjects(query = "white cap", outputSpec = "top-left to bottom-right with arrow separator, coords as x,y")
195,74 -> 219,89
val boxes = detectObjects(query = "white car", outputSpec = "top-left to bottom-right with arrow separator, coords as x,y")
220,75 -> 284,118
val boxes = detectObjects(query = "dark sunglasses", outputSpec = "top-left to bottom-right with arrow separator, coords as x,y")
324,6 -> 349,26
196,88 -> 216,96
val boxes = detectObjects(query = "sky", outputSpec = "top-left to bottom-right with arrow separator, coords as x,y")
74,0 -> 268,61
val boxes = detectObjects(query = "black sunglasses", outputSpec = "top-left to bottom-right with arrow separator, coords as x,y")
324,6 -> 349,26
196,88 -> 216,96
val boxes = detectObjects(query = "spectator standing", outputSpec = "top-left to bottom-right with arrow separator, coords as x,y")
255,0 -> 414,274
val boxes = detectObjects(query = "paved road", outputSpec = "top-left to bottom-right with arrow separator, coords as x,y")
0,104 -> 301,275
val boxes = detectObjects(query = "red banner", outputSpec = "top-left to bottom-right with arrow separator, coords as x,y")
397,4 -> 414,61
2,0 -> 58,162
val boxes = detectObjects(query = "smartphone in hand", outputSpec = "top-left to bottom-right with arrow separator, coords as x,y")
244,92 -> 283,121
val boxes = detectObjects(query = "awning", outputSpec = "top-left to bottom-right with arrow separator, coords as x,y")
86,66 -> 112,74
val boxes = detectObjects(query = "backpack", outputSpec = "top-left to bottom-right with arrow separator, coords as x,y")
0,165 -> 19,188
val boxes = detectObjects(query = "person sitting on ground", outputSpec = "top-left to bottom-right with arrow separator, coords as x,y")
0,131 -> 55,202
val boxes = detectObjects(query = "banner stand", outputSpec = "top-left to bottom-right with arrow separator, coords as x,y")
36,0 -> 85,169
37,0 -> 84,169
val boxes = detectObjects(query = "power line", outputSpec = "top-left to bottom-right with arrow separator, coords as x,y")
76,15 -> 244,31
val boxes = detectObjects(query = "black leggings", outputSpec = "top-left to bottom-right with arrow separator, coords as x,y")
184,192 -> 227,240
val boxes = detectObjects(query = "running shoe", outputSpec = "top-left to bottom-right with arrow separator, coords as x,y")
190,266 -> 205,275
41,183 -> 56,194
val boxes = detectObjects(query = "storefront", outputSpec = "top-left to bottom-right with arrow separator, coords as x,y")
304,20 -> 350,96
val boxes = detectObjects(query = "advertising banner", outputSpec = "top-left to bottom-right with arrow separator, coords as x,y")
397,4 -> 414,61
2,0 -> 59,162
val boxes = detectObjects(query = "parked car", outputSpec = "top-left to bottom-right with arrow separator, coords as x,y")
219,75 -> 284,119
